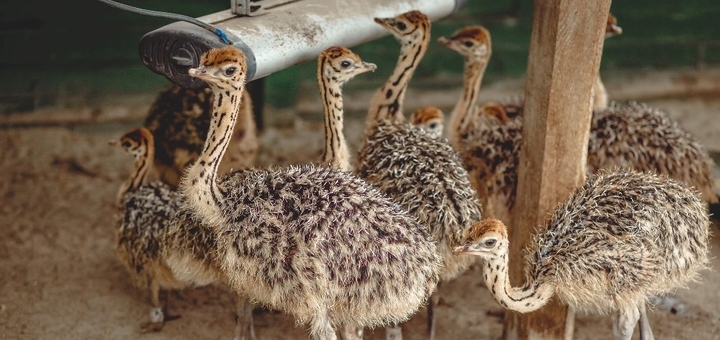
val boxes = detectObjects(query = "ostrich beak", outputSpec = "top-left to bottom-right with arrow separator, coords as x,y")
188,66 -> 211,81
361,61 -> 377,73
373,17 -> 392,29
608,24 -> 623,36
453,245 -> 470,254
108,140 -> 118,146
437,36 -> 450,47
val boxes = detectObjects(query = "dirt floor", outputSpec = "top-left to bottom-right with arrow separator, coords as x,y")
1,68 -> 720,340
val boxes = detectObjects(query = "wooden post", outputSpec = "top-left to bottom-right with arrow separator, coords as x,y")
503,0 -> 612,339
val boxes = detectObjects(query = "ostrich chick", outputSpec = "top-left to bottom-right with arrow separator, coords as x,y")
181,45 -> 441,340
112,128 -> 255,339
317,46 -> 376,171
437,25 -> 492,148
365,10 -> 431,135
357,10 -> 483,340
454,170 -> 710,340
410,106 -> 445,139
457,102 -> 523,224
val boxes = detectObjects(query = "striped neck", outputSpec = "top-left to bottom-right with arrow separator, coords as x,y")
366,26 -> 429,132
181,84 -> 244,227
592,75 -> 608,111
318,60 -> 350,171
482,252 -> 555,313
116,137 -> 153,206
449,58 -> 488,147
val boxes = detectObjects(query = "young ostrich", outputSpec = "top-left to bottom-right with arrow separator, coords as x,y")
357,10 -> 482,339
143,84 -> 258,188
365,10 -> 429,134
457,102 -> 522,224
454,170 -> 710,340
181,45 -> 441,340
452,15 -> 716,223
317,46 -> 376,171
111,128 -> 256,339
437,25 -> 492,149
410,106 -> 445,139
443,15 -> 622,150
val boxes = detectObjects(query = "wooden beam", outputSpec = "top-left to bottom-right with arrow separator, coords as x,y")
504,0 -> 612,339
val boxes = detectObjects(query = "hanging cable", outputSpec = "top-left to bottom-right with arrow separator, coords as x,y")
95,0 -> 232,45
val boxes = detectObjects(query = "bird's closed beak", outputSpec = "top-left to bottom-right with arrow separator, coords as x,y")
188,66 -> 208,80
608,24 -> 623,36
373,17 -> 392,29
362,62 -> 377,72
453,245 -> 470,254
108,140 -> 118,146
437,36 -> 451,47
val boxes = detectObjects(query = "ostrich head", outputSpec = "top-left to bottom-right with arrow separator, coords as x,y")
109,128 -> 153,160
606,14 -> 623,38
480,101 -> 511,124
189,45 -> 248,91
374,10 -> 430,44
453,219 -> 509,260
438,25 -> 492,62
319,46 -> 377,84
411,106 -> 444,138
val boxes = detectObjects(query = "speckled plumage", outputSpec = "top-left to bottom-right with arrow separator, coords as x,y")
117,182 -> 219,290
358,126 -> 470,337
533,170 -> 709,313
143,84 -> 258,188
358,123 -> 482,282
180,45 -> 441,339
459,112 -> 522,224
588,102 -> 717,203
214,165 -> 441,329
455,170 -> 710,338
462,101 -> 718,225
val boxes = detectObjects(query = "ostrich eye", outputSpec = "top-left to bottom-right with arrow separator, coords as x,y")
396,22 -> 407,30
224,66 -> 237,76
463,41 -> 474,47
122,141 -> 131,148
428,123 -> 438,129
483,239 -> 497,248
340,60 -> 352,68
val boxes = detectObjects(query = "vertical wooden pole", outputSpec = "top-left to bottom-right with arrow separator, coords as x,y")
503,0 -> 612,339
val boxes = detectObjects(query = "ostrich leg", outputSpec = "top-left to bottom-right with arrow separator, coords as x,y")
638,303 -> 655,340
611,307 -> 640,340
233,296 -> 256,340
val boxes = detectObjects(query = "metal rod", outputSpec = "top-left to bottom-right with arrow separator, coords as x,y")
139,0 -> 465,88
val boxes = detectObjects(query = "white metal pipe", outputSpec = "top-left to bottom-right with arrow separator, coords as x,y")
139,0 -> 465,88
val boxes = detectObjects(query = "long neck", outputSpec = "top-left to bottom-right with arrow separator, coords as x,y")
116,142 -> 153,206
592,74 -> 608,111
318,69 -> 350,171
449,58 -> 487,148
181,84 -> 244,227
366,33 -> 428,131
482,253 -> 555,314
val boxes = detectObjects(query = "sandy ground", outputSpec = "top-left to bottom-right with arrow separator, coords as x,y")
1,69 -> 720,340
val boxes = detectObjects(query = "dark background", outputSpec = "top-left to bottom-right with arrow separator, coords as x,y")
1,0 -> 718,112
